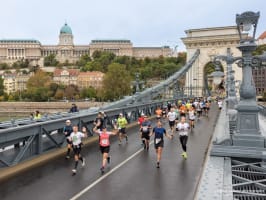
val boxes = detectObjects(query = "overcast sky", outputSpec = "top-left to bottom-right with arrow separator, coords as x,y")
0,0 -> 265,51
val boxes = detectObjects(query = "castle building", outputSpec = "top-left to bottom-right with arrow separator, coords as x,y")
53,68 -> 80,86
0,23 -> 171,67
77,71 -> 104,89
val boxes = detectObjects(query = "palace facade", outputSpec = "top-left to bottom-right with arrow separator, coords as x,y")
0,23 -> 171,67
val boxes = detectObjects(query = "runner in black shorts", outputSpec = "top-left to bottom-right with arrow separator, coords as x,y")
150,121 -> 172,168
93,126 -> 118,174
140,116 -> 152,150
69,125 -> 86,175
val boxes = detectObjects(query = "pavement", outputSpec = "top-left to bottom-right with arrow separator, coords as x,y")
0,104 -> 220,200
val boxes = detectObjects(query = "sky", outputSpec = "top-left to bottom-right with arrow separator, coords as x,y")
0,0 -> 265,51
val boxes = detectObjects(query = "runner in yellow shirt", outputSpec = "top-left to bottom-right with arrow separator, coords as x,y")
117,113 -> 128,145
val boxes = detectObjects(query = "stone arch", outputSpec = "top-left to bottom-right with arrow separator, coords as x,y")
181,26 -> 243,96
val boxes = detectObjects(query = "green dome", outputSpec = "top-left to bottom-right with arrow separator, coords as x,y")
60,23 -> 72,34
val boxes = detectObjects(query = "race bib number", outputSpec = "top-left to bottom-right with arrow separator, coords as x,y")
142,127 -> 148,132
155,138 -> 161,144
72,136 -> 78,143
101,139 -> 108,145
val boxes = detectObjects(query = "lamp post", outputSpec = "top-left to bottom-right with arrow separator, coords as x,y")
233,11 -> 266,147
213,48 -> 242,109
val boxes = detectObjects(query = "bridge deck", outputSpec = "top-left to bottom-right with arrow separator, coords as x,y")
0,104 -> 219,200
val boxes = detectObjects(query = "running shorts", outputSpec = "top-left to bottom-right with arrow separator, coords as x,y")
100,146 -> 110,154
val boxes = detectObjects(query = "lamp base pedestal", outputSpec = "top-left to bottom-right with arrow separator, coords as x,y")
234,102 -> 265,147
232,134 -> 265,147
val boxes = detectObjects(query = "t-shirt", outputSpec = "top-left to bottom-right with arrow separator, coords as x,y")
70,132 -> 85,146
138,117 -> 145,125
141,121 -> 151,133
155,109 -> 162,117
167,111 -> 177,121
188,110 -> 195,120
63,125 -> 73,137
153,127 -> 166,144
94,117 -> 104,130
186,103 -> 191,110
117,117 -> 128,129
98,131 -> 112,147
176,123 -> 190,136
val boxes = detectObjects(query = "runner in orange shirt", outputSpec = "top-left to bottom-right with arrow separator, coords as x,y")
155,107 -> 163,121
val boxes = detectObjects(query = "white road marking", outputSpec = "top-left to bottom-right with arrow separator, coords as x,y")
69,141 -> 154,200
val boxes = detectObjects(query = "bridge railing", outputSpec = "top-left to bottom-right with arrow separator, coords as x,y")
0,99 -> 182,168
258,104 -> 266,117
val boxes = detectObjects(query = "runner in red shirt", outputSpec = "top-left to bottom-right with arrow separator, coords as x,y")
93,126 -> 118,174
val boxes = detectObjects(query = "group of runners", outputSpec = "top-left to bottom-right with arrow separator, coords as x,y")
63,97 -> 220,175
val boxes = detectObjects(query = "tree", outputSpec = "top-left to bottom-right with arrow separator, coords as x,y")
101,63 -> 132,100
44,54 -> 59,66
0,63 -> 9,70
80,87 -> 96,99
253,44 -> 266,56
27,70 -> 51,88
26,70 -> 51,101
11,59 -> 30,69
54,89 -> 64,100
64,84 -> 80,100
76,54 -> 91,67
92,50 -> 102,60
0,76 -> 4,96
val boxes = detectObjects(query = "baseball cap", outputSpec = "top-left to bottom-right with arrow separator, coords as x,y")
119,113 -> 123,116
66,120 -> 71,123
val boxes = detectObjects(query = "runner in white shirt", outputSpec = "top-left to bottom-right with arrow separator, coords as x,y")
69,125 -> 86,175
167,108 -> 177,136
188,107 -> 196,129
176,116 -> 190,159
93,126 -> 118,174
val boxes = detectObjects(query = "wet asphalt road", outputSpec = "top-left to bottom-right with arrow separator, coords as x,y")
0,105 -> 219,200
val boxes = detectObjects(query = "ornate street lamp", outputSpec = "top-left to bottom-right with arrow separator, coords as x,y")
213,48 -> 242,109
208,61 -> 224,97
209,63 -> 224,85
236,11 -> 259,44
233,11 -> 266,147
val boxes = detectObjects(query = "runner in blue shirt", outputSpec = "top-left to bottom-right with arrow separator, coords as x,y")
150,121 -> 172,168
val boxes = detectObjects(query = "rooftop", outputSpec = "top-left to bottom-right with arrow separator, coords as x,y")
91,39 -> 131,44
60,23 -> 72,35
0,39 -> 40,44
258,31 -> 266,40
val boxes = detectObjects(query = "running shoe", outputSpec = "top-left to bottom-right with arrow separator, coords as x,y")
100,166 -> 105,174
126,136 -> 128,143
65,155 -> 70,159
181,152 -> 187,159
107,156 -> 110,164
118,141 -> 122,145
156,162 -> 160,168
82,158 -> 85,167
72,169 -> 77,175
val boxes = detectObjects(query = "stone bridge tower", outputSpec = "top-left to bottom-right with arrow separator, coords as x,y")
181,26 -> 243,97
